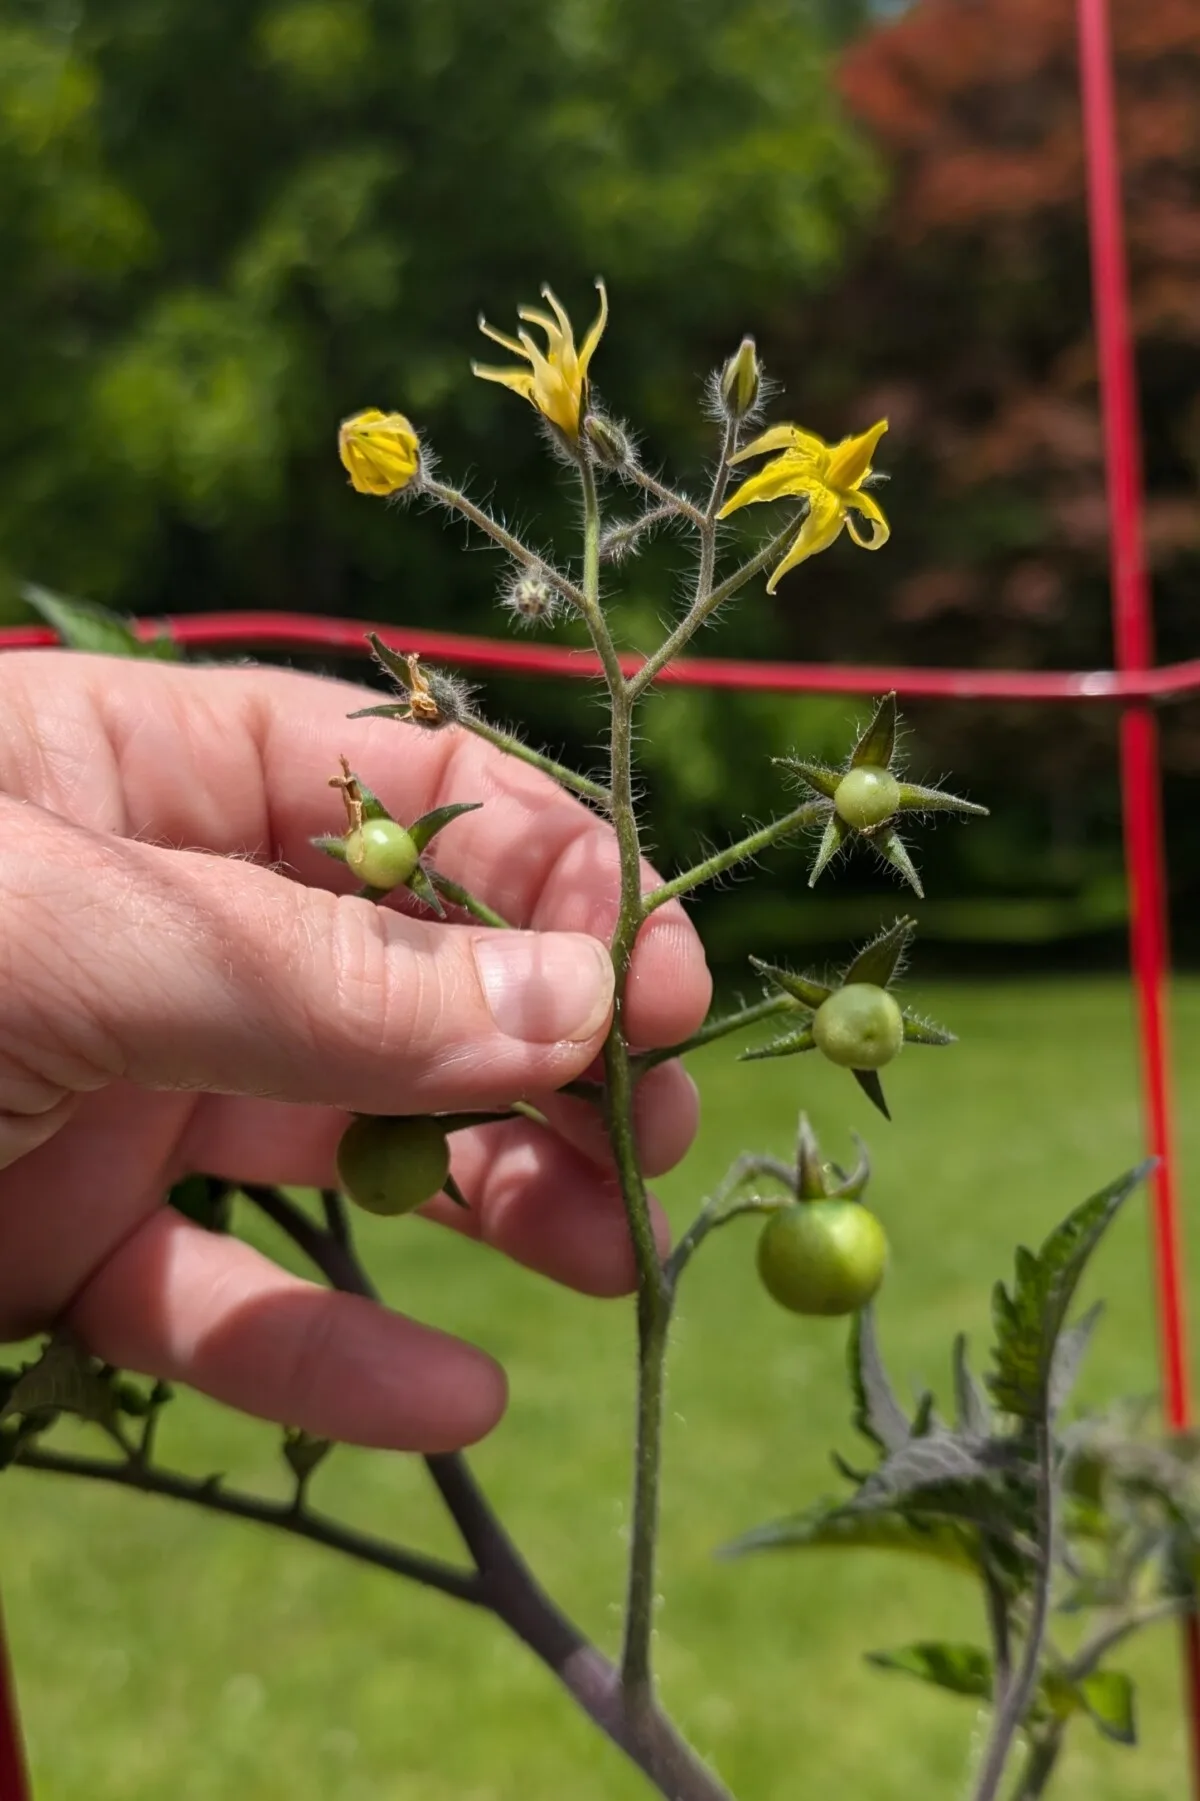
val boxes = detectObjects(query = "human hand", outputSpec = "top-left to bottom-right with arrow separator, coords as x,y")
0,653 -> 710,1451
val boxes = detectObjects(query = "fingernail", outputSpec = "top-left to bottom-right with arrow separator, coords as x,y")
473,932 -> 614,1044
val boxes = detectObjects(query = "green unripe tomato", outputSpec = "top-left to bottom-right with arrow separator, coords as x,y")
337,1115 -> 451,1216
833,766 -> 901,831
345,819 -> 420,890
757,1200 -> 888,1316
813,983 -> 904,1070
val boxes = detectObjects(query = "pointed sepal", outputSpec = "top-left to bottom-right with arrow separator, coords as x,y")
408,801 -> 483,854
795,1112 -> 826,1199
312,834 -> 349,863
740,1025 -> 817,1062
348,702 -> 411,722
808,813 -> 849,887
843,916 -> 916,989
405,864 -> 447,918
443,1173 -> 471,1210
850,693 -> 898,770
833,1134 -> 871,1200
901,1011 -> 956,1048
777,757 -> 841,800
853,1067 -> 891,1120
750,956 -> 834,1010
896,782 -> 988,818
871,827 -> 924,898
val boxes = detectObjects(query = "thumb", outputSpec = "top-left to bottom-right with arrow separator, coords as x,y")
0,800 -> 615,1165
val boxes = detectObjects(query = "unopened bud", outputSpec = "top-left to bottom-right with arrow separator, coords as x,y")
503,570 -> 556,624
583,413 -> 631,470
720,337 -> 761,421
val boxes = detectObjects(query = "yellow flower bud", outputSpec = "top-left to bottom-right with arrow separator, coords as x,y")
338,409 -> 421,496
720,336 -> 761,421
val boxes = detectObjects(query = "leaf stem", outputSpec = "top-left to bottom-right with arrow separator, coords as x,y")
625,464 -> 706,529
633,994 -> 797,1074
15,1444 -> 482,1602
666,1157 -> 797,1288
459,712 -> 611,807
642,802 -> 822,913
627,518 -> 801,701
423,478 -> 587,611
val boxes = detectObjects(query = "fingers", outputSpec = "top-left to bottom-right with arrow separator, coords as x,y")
0,655 -> 711,1049
0,797 -> 616,1154
68,1209 -> 506,1451
181,1103 -> 673,1298
183,1056 -> 698,1188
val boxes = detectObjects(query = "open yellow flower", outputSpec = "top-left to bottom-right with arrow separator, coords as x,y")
718,418 -> 890,593
338,410 -> 421,496
472,280 -> 608,441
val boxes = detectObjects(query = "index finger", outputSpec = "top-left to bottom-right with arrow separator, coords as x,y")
0,652 -> 712,1048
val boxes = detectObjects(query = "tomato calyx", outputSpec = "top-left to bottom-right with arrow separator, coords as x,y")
312,756 -> 482,916
773,691 -> 988,898
742,916 -> 954,1119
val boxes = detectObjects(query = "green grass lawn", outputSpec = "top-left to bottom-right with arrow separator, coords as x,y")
4,978 -> 1198,1800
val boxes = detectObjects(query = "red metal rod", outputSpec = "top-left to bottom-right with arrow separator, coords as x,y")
1077,0 -> 1200,1784
5,613 -> 1200,705
0,1605 -> 30,1801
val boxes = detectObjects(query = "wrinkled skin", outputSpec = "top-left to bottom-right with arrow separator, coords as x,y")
0,655 -> 710,1451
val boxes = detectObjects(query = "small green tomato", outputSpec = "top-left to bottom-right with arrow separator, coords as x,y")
345,819 -> 420,890
813,983 -> 904,1070
757,1200 -> 888,1316
337,1115 -> 452,1216
833,766 -> 901,831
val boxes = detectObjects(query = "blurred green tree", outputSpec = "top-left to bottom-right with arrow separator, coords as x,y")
0,0 -> 874,622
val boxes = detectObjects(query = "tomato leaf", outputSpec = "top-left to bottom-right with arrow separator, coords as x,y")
848,1307 -> 910,1455
0,1335 -> 116,1429
952,1334 -> 991,1436
24,584 -> 179,660
1077,1670 -> 1137,1745
722,1499 -> 981,1574
866,1641 -> 993,1701
988,1165 -> 1149,1420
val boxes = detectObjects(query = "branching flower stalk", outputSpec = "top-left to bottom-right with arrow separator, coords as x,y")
12,285 -> 1020,1801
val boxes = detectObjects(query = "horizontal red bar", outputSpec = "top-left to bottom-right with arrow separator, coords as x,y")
4,611 -> 1200,705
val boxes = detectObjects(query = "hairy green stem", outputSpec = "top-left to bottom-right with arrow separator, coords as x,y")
428,871 -> 512,929
460,712 -> 611,806
704,419 -> 740,523
627,518 -> 801,701
666,1158 -> 796,1289
634,994 -> 797,1074
575,453 -> 671,1704
972,1422 -> 1057,1801
424,478 -> 587,611
626,463 -> 706,530
642,802 -> 823,913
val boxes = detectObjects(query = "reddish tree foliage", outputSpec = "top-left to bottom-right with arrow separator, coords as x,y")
759,0 -> 1200,916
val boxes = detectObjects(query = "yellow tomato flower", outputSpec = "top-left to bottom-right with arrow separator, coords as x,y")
472,280 -> 608,440
338,409 -> 421,496
718,418 -> 890,593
